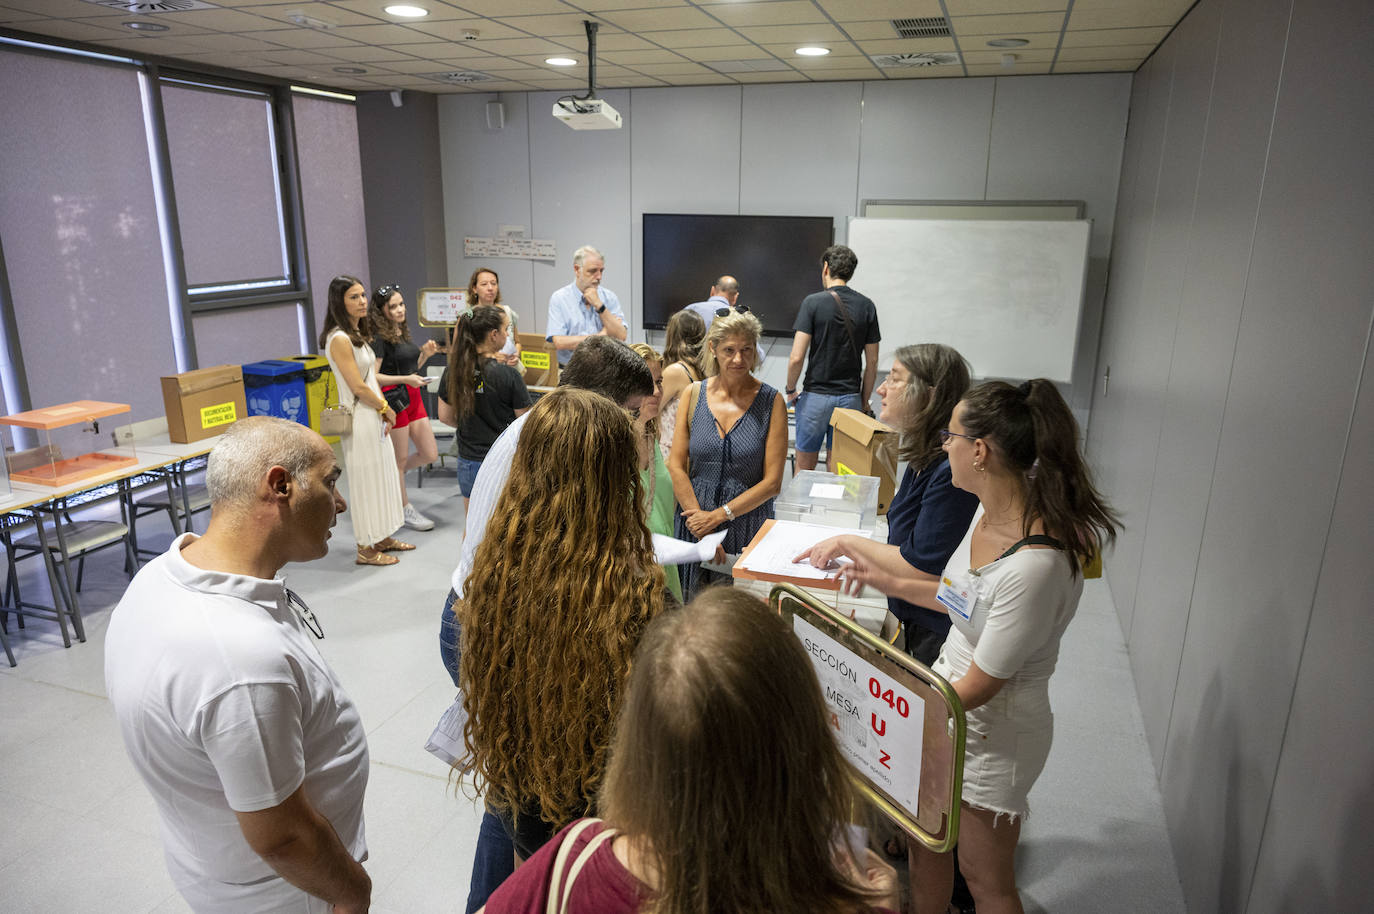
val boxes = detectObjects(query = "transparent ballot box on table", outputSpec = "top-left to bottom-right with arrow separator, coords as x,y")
0,401 -> 137,488
0,423 -> 12,507
773,470 -> 881,531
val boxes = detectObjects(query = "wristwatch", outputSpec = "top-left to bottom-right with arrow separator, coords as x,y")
596,303 -> 607,314
722,503 -> 735,521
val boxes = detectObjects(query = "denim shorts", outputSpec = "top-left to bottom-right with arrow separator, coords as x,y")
793,391 -> 862,453
457,456 -> 483,497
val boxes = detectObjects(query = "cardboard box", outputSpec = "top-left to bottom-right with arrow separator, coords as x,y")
516,332 -> 559,388
161,365 -> 247,443
828,408 -> 899,514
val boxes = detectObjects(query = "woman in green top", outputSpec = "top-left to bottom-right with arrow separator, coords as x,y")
629,343 -> 683,602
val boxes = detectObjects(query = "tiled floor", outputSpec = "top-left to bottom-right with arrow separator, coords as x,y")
0,468 -> 1185,912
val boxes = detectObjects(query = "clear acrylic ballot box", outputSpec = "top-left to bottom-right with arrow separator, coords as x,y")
0,400 -> 137,488
773,470 -> 881,531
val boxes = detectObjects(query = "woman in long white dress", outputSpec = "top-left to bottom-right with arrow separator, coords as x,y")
319,274 -> 411,566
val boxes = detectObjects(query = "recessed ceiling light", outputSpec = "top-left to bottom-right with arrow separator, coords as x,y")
333,66 -> 367,74
545,57 -> 577,66
795,46 -> 830,57
123,20 -> 169,32
383,4 -> 428,17
986,38 -> 1029,48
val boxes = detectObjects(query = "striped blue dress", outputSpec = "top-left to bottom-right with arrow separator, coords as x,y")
675,379 -> 779,598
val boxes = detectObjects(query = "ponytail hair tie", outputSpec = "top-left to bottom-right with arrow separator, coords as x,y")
462,306 -> 474,320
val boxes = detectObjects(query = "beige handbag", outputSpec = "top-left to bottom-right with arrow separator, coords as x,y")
319,369 -> 352,436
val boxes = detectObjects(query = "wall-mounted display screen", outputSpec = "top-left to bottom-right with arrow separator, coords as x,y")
642,213 -> 835,337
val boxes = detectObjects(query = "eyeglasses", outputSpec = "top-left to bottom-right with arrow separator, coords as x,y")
286,588 -> 324,640
938,429 -> 978,444
375,283 -> 400,299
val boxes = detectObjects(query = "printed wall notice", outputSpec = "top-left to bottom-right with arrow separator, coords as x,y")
793,615 -> 923,815
462,236 -> 557,260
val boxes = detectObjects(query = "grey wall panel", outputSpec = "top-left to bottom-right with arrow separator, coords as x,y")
986,73 -> 1132,416
1090,44 -> 1176,636
527,90 -> 634,336
739,81 -> 861,228
437,93 -> 537,333
1246,335 -> 1374,913
356,91 -> 446,340
1161,0 -> 1374,909
629,85 -> 742,325
855,78 -> 996,204
1130,0 -> 1291,775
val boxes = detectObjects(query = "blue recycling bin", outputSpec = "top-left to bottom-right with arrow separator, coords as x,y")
242,359 -> 309,426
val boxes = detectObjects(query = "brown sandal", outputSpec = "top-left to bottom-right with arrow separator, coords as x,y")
375,537 -> 416,552
356,546 -> 399,566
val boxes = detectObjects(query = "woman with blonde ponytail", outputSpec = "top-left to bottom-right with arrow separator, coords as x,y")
840,378 -> 1120,914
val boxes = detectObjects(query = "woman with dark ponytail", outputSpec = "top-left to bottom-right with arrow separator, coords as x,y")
840,378 -> 1119,914
437,305 -> 532,509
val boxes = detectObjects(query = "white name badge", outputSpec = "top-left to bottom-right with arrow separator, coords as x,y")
935,575 -> 974,621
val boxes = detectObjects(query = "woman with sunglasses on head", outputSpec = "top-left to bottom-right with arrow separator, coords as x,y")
797,344 -> 979,666
836,379 -> 1120,914
319,275 -> 411,566
437,304 -> 531,510
369,284 -> 440,532
466,267 -> 522,368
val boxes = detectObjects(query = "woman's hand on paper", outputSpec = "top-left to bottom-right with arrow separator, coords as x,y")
793,534 -> 851,571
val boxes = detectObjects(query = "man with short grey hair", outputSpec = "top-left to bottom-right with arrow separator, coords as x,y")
684,274 -> 744,327
546,243 -> 628,364
106,417 -> 371,914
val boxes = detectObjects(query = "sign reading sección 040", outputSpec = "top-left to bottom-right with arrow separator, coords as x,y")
793,614 -> 924,815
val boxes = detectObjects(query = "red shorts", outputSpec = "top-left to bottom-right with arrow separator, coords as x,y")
384,384 -> 428,430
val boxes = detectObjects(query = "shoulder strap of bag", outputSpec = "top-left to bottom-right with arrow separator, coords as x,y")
547,818 -> 614,914
998,534 -> 1064,561
827,288 -> 861,359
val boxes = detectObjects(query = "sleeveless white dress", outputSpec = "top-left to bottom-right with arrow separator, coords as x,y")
325,330 -> 404,546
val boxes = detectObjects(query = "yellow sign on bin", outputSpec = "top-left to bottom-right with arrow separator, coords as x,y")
521,350 -> 551,371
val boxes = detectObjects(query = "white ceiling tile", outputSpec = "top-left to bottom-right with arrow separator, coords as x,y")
818,0 -> 945,17
1059,26 -> 1169,46
597,7 -> 719,32
241,3 -> 383,28
734,23 -> 846,44
404,19 -> 530,42
946,0 -> 1068,14
964,62 -> 1052,75
960,47 -> 1056,64
644,29 -> 748,50
707,1 -> 828,27
1055,43 -> 1154,59
855,37 -> 958,55
952,12 -> 1068,35
1052,59 -> 1142,73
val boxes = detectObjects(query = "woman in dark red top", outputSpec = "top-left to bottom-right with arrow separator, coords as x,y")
481,588 -> 899,914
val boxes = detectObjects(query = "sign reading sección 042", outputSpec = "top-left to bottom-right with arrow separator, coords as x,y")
793,614 -> 924,815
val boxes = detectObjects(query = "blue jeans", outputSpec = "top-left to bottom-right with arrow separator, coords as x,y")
794,391 -> 862,453
465,809 -> 516,913
457,457 -> 483,497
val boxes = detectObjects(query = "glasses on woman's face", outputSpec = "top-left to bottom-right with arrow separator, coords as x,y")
938,429 -> 977,444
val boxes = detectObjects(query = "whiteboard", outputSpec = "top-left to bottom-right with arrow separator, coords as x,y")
845,217 -> 1091,382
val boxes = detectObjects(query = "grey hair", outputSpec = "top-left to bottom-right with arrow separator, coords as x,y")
572,245 -> 604,268
205,417 -> 325,508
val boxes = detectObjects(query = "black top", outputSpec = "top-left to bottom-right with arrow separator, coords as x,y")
884,455 -> 979,637
371,336 -> 422,379
438,359 -> 532,460
793,286 -> 881,394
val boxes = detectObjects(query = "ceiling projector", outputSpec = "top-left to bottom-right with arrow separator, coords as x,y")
552,98 -> 622,130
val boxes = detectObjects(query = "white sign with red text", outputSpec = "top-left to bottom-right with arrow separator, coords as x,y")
793,615 -> 923,814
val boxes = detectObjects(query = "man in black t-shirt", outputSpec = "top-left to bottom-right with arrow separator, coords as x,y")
785,244 -> 881,472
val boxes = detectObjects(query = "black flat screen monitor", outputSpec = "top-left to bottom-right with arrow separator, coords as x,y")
642,213 -> 835,337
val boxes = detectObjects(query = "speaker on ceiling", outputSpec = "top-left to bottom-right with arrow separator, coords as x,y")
486,100 -> 505,130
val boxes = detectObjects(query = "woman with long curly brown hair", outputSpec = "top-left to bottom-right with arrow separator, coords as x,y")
481,588 -> 899,914
458,386 -> 666,864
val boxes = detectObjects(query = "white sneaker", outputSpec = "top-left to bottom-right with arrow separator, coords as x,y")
403,503 -> 435,531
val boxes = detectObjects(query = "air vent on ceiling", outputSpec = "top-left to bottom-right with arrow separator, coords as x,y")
891,17 -> 952,39
422,71 -> 494,85
82,0 -> 218,11
871,52 -> 961,68
710,58 -> 791,74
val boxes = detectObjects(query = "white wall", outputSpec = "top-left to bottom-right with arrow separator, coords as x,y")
1088,0 -> 1374,910
437,74 -> 1130,408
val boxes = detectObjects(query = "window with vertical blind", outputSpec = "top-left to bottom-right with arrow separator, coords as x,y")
0,46 -> 175,421
160,79 -> 292,296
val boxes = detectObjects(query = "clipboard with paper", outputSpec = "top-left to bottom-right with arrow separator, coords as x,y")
770,583 -> 966,852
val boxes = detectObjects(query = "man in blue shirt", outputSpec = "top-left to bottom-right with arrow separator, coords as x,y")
684,274 -> 742,327
546,244 -> 628,364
